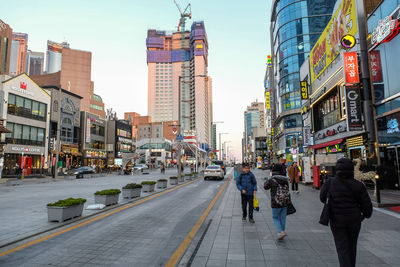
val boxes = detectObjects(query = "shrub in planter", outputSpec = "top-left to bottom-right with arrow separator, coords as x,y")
185,173 -> 193,180
170,176 -> 178,185
122,183 -> 142,199
178,175 -> 184,183
157,179 -> 168,189
47,198 -> 86,222
94,189 -> 121,206
141,181 -> 156,192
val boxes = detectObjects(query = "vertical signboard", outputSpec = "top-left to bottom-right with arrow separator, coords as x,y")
370,51 -> 383,83
300,81 -> 308,99
86,117 -> 91,143
303,126 -> 311,146
343,52 -> 360,85
265,91 -> 270,110
345,86 -> 363,131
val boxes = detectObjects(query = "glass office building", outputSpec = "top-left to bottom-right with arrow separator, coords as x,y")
270,0 -> 336,159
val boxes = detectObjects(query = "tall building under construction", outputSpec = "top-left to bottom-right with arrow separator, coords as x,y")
146,21 -> 212,148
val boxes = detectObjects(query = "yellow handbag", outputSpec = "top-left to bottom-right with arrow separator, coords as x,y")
253,194 -> 260,211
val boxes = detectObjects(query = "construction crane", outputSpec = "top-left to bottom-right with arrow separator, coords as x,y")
174,0 -> 192,132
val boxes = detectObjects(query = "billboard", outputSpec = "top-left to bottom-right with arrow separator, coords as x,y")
345,86 -> 363,131
343,52 -> 359,85
309,0 -> 358,83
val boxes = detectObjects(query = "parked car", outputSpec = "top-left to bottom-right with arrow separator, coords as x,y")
64,166 -> 95,178
212,160 -> 226,174
204,165 -> 224,180
134,164 -> 149,172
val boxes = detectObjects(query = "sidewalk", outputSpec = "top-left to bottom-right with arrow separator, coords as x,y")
184,169 -> 400,267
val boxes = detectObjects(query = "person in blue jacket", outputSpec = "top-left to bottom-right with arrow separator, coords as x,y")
236,163 -> 257,223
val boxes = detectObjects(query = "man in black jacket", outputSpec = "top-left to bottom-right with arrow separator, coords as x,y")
320,158 -> 373,267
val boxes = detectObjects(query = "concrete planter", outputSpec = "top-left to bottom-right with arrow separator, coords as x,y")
47,204 -> 84,222
169,178 -> 178,185
178,176 -> 184,183
142,184 -> 155,192
157,180 -> 167,189
83,174 -> 92,179
94,194 -> 120,206
122,188 -> 141,199
38,177 -> 52,183
6,179 -> 22,186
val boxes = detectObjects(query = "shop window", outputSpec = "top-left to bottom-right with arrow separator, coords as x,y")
7,93 -> 46,122
314,87 -> 341,131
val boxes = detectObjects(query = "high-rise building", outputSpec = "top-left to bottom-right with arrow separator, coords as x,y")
26,50 -> 44,76
31,41 -> 106,118
0,19 -> 12,75
269,0 -> 336,161
9,32 -> 28,76
146,21 -> 213,148
243,101 -> 266,162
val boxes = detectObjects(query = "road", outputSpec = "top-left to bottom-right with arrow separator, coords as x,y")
0,169 -> 232,267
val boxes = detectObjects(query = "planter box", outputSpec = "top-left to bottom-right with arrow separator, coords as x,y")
64,175 -> 76,180
169,178 -> 178,185
142,184 -> 155,192
38,177 -> 52,183
6,179 -> 22,186
122,188 -> 141,199
185,175 -> 192,181
157,180 -> 167,189
178,176 -> 184,183
94,194 -> 120,206
47,204 -> 84,222
83,174 -> 92,179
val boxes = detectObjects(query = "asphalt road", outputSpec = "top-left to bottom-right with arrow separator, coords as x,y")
0,169 -> 231,267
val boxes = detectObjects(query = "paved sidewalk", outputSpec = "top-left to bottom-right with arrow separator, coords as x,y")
0,168 -> 192,247
185,169 -> 400,267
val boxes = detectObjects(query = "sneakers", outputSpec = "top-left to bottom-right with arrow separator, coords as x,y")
249,219 -> 255,223
277,231 -> 287,240
242,217 -> 247,221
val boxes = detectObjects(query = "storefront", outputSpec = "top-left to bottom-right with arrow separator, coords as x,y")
0,73 -> 51,177
368,3 -> 400,189
83,150 -> 107,168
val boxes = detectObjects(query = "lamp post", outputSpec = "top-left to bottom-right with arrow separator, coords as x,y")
178,74 -> 208,180
219,133 -> 228,160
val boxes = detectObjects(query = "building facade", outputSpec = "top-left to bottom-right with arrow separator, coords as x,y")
243,101 -> 266,163
269,0 -> 336,163
0,73 -> 51,177
26,50 -> 44,76
146,21 -> 213,148
106,119 -> 135,167
9,32 -> 28,76
0,19 -> 12,75
368,1 -> 400,189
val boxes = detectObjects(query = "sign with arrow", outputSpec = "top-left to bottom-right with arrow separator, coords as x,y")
177,134 -> 184,141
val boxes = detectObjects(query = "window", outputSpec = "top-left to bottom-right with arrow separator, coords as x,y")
7,93 -> 46,121
314,87 -> 341,131
5,122 -> 45,146
53,100 -> 58,112
62,117 -> 73,125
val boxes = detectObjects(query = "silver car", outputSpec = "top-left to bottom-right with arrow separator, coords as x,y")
204,165 -> 224,180
134,164 -> 149,172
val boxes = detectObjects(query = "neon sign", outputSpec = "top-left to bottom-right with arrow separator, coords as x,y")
372,6 -> 400,45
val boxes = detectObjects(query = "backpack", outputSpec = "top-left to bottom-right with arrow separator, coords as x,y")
273,178 -> 290,206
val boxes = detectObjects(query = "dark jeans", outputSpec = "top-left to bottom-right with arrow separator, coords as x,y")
292,182 -> 298,191
241,194 -> 254,219
331,223 -> 361,267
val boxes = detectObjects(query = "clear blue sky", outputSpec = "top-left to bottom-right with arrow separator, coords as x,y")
2,0 -> 271,160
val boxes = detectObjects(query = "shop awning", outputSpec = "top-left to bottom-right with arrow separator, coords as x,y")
311,138 -> 344,150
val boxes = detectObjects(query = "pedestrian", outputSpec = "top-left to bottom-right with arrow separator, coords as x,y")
320,158 -> 372,267
264,164 -> 291,240
15,163 -> 21,179
288,162 -> 300,193
236,163 -> 257,223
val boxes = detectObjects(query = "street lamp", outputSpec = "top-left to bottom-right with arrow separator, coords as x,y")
177,74 -> 208,180
219,133 -> 228,160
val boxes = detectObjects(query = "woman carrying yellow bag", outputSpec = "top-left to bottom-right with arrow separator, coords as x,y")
253,193 -> 260,211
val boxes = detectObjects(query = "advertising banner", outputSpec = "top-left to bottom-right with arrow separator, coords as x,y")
309,0 -> 358,83
86,117 -> 91,143
370,51 -> 383,83
343,52 -> 360,85
303,126 -> 311,146
300,81 -> 308,99
265,91 -> 270,110
345,86 -> 363,131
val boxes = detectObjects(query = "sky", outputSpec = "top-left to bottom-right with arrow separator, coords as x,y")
2,0 -> 271,161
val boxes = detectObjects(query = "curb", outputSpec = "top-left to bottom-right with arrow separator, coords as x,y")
0,177 -> 202,251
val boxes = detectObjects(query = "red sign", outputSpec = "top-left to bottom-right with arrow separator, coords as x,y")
66,158 -> 70,167
343,52 -> 359,85
52,156 -> 56,166
41,156 -> 45,167
370,51 -> 383,83
20,82 -> 27,89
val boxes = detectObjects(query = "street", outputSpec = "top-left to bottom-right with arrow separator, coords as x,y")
0,169 -> 231,266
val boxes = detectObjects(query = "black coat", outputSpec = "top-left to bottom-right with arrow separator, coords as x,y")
264,174 -> 291,208
320,158 -> 373,227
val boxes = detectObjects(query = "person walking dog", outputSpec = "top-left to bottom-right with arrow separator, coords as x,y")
288,162 -> 300,193
320,158 -> 372,267
236,163 -> 257,223
264,164 -> 291,240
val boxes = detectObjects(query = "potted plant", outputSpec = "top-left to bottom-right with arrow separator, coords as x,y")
169,176 -> 178,185
94,189 -> 121,206
141,181 -> 156,192
185,173 -> 193,180
192,172 -> 198,178
157,179 -> 168,189
47,197 -> 86,222
122,183 -> 142,199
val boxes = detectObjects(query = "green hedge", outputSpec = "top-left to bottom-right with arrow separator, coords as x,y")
123,183 -> 142,189
94,189 -> 121,195
158,179 -> 168,182
47,198 -> 86,207
141,181 -> 156,185
170,176 -> 178,179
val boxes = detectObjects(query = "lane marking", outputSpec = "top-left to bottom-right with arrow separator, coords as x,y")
165,175 -> 231,267
0,178 -> 201,258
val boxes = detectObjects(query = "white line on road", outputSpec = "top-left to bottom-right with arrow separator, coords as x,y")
373,207 -> 400,219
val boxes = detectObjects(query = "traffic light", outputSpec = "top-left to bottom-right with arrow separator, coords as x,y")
267,55 -> 272,67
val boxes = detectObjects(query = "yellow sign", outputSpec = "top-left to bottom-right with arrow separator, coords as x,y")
265,91 -> 270,110
301,81 -> 308,99
309,0 -> 357,83
195,44 -> 203,50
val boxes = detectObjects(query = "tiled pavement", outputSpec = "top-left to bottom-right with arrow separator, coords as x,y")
184,169 -> 400,267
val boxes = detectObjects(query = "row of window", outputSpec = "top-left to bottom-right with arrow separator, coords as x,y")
90,124 -> 105,136
8,93 -> 47,121
90,104 -> 103,111
5,122 -> 45,147
88,141 -> 105,150
1,36 -> 9,74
